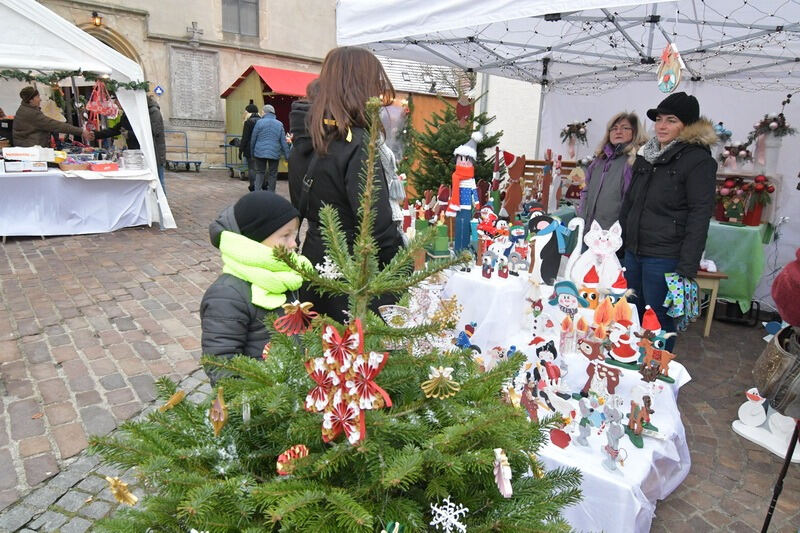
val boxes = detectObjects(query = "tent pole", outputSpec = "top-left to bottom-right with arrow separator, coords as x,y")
534,83 -> 544,159
69,76 -> 85,130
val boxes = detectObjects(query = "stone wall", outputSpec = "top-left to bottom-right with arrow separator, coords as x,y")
41,0 -> 332,168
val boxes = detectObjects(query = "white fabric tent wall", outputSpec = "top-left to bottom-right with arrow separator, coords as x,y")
539,80 -> 799,307
0,0 -> 175,229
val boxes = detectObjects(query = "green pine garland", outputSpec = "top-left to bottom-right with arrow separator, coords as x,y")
0,68 -> 149,92
88,97 -> 581,533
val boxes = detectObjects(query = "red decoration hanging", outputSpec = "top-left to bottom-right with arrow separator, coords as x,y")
276,444 -> 309,475
305,319 -> 391,445
273,300 -> 318,335
84,80 -> 118,131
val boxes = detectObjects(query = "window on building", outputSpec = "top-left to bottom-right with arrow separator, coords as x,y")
222,0 -> 259,36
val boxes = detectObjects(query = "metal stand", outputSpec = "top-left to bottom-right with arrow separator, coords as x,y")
761,419 -> 800,532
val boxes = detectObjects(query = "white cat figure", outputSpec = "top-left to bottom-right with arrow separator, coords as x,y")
566,219 -> 623,289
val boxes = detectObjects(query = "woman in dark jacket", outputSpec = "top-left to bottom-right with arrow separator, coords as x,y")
289,47 -> 402,322
620,92 -> 717,351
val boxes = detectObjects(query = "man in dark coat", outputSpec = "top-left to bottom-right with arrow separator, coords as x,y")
147,95 -> 167,194
12,86 -> 89,147
239,100 -> 261,191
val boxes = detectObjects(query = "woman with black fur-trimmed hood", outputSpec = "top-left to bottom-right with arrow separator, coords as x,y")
620,92 -> 718,352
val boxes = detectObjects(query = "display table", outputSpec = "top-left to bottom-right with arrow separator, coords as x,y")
704,221 -> 768,312
444,269 -> 691,533
0,169 -> 156,238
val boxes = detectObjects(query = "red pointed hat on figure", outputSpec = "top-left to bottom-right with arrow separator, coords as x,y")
503,150 -> 520,168
611,269 -> 628,290
641,305 -> 661,332
583,266 -> 600,287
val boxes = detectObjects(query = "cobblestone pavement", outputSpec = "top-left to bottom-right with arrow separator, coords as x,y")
1,170 -> 798,531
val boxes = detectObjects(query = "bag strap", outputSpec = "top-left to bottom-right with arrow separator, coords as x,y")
297,152 -> 320,236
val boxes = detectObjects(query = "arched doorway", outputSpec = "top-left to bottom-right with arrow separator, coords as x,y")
78,25 -> 145,78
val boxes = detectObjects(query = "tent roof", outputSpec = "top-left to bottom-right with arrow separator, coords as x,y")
221,66 -> 319,98
337,0 -> 800,94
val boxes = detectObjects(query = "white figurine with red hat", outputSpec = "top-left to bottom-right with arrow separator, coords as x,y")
566,220 -> 624,289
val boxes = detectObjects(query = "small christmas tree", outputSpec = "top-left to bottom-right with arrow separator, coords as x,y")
89,98 -> 579,533
413,99 -> 503,196
395,94 -> 418,181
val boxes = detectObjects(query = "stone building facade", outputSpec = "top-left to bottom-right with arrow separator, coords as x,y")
41,0 -> 336,166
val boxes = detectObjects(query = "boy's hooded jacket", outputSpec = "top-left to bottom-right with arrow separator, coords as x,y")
200,205 -> 309,363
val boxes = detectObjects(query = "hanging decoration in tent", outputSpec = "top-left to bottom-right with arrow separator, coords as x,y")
560,118 -> 591,159
85,80 -> 117,131
657,43 -> 685,93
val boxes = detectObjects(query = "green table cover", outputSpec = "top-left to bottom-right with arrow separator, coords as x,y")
704,221 -> 767,313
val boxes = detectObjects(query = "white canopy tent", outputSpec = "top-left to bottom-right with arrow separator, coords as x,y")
337,0 -> 800,308
0,0 -> 175,230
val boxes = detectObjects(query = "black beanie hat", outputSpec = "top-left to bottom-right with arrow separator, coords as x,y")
245,99 -> 259,114
233,191 -> 299,243
647,92 -> 700,125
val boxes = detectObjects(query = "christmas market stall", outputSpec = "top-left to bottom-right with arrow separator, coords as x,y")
337,0 -> 800,311
0,0 -> 175,238
336,0 -> 800,531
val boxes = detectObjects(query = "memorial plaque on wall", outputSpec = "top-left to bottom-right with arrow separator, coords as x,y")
168,46 -> 224,128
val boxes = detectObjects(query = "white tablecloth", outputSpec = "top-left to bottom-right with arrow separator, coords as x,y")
443,269 -> 691,533
0,170 -> 154,237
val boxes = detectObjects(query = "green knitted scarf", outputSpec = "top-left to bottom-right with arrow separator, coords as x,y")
219,231 -> 311,310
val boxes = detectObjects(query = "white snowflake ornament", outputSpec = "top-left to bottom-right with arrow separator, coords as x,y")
315,255 -> 342,280
430,496 -> 469,533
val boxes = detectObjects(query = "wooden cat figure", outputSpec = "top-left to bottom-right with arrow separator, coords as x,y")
566,219 -> 623,289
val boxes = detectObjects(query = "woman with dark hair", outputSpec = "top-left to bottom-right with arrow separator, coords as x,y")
620,92 -> 717,351
579,111 -> 647,230
289,47 -> 403,322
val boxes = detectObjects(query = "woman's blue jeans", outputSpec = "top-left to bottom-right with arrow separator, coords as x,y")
624,250 -> 679,352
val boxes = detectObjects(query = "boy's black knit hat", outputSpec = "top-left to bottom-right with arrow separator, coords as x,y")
233,191 -> 298,243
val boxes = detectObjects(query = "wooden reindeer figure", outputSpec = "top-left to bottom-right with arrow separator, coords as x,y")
638,333 -> 678,377
626,396 -> 655,448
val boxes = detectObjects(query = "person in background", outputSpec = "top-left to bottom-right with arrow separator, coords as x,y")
12,86 -> 91,147
620,92 -> 717,351
200,191 -> 312,384
250,104 -> 291,192
147,95 -> 167,195
288,79 -> 319,207
579,111 -> 646,230
239,99 -> 261,191
289,46 -> 403,322
93,95 -> 138,149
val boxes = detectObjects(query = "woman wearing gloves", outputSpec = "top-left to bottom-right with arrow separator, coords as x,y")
620,92 -> 717,350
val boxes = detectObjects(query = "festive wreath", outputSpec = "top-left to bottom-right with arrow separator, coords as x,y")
560,118 -> 592,144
